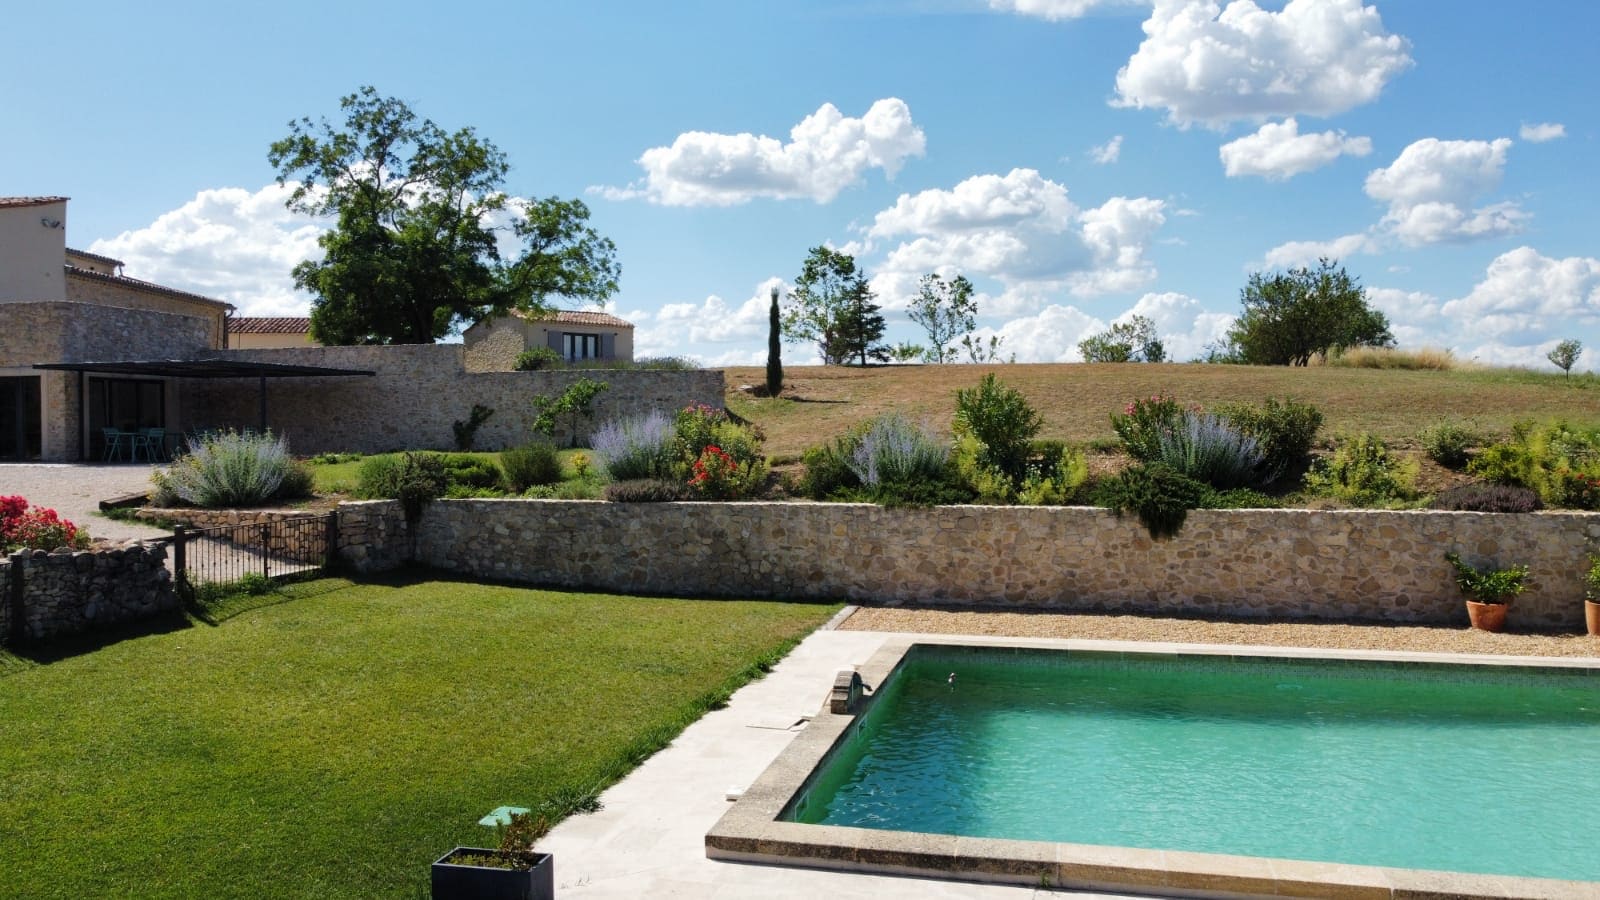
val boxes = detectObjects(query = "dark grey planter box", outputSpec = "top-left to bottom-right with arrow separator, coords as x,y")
431,847 -> 553,900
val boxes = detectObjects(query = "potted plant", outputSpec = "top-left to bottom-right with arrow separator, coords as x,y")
431,811 -> 553,900
1445,551 -> 1529,633
1584,556 -> 1600,637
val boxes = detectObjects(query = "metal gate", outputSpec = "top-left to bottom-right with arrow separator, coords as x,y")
173,513 -> 337,591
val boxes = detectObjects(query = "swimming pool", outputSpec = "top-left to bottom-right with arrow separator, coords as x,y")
708,637 -> 1600,898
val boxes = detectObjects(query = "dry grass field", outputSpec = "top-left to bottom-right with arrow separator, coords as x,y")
722,363 -> 1600,461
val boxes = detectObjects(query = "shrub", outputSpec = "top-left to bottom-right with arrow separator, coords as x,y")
1094,463 -> 1209,540
278,461 -> 316,501
1303,433 -> 1418,506
531,377 -> 610,447
522,480 -> 601,500
1201,488 -> 1280,509
434,453 -> 504,491
357,452 -> 447,521
1016,442 -> 1089,506
591,411 -> 677,481
1316,346 -> 1457,370
1467,420 -> 1600,509
1419,418 -> 1477,469
1214,397 -> 1323,477
442,484 -> 509,499
1430,483 -> 1543,513
953,373 -> 1043,483
514,347 -> 562,371
501,443 -> 563,491
673,405 -> 767,493
603,479 -> 689,502
798,431 -> 864,500
154,430 -> 300,508
1153,412 -> 1269,489
1111,394 -> 1185,463
846,414 -> 949,488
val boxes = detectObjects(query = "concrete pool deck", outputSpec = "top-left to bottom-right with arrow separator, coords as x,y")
542,621 -> 1600,899
539,623 -> 1139,899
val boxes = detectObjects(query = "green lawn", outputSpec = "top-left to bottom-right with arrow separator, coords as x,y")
0,575 -> 837,898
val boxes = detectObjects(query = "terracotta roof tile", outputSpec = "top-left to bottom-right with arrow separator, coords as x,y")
229,316 -> 312,334
66,246 -> 124,267
64,266 -> 232,310
514,309 -> 634,328
0,196 -> 69,208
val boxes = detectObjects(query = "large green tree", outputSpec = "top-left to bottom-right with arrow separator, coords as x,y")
269,87 -> 620,344
1221,259 -> 1392,366
908,273 -> 978,363
781,246 -> 886,365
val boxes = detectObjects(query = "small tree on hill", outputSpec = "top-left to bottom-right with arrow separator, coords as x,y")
765,286 -> 783,397
1078,315 -> 1166,363
1548,339 -> 1583,380
908,273 -> 979,363
1220,258 -> 1392,366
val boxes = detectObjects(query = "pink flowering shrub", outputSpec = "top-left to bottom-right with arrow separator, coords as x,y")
0,496 -> 87,552
1110,394 -> 1187,462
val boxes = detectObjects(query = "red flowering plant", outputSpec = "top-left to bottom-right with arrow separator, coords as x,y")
688,445 -> 742,500
0,496 -> 87,552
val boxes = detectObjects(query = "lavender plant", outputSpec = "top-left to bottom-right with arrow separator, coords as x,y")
155,430 -> 300,508
847,414 -> 949,487
590,410 -> 677,481
1154,412 -> 1270,489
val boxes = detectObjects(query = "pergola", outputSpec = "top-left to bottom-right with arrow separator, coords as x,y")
34,358 -> 375,456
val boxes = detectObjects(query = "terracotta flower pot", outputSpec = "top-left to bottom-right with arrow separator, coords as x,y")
1466,600 -> 1509,633
1586,600 -> 1600,637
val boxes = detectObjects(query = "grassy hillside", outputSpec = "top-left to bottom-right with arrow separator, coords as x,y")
723,363 -> 1600,460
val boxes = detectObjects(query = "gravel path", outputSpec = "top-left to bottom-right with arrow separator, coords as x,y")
0,463 -> 167,543
842,606 -> 1600,658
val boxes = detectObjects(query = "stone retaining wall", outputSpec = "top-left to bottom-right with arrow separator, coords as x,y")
3,543 -> 177,642
342,499 -> 1600,629
183,345 -> 724,454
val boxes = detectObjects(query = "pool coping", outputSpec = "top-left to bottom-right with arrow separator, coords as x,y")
705,635 -> 1600,900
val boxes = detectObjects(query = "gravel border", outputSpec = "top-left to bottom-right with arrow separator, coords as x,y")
840,605 -> 1600,658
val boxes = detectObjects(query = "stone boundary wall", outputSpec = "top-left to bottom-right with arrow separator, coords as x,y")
183,345 -> 724,455
335,501 -> 411,574
3,543 -> 177,643
341,499 -> 1600,629
134,507 -> 327,530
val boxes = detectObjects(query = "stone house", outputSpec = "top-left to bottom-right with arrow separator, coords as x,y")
1,197 -> 233,461
463,309 -> 634,370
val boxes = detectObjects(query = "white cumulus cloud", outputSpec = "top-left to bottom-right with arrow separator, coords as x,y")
651,277 -> 788,344
989,0 -> 1147,20
88,184 -> 325,316
1125,291 -> 1235,361
866,168 -> 1166,311
1364,137 -> 1526,245
1439,247 -> 1600,343
592,99 -> 926,206
1519,122 -> 1566,143
1259,233 -> 1375,270
1113,0 -> 1412,128
1218,118 -> 1372,179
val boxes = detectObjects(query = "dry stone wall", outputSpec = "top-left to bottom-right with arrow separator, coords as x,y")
3,543 -> 177,642
183,345 -> 723,455
341,499 -> 1600,629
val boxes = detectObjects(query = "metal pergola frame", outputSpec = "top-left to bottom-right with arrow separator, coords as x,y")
34,358 -> 375,458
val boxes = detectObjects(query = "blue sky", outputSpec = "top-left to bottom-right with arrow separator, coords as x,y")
6,0 -> 1597,368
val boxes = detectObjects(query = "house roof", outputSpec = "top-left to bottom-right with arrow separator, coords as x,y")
64,266 -> 233,311
66,247 -> 124,268
514,309 -> 634,329
231,316 -> 312,335
0,196 -> 69,208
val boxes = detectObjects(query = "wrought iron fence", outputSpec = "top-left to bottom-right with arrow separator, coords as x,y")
173,513 -> 338,591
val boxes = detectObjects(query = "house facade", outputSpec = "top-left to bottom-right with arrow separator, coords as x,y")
1,197 -> 232,461
462,309 -> 634,371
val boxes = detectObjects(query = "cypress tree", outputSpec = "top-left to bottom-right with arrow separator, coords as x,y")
766,286 -> 783,397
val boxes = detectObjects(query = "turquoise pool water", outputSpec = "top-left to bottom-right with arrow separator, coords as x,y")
786,647 -> 1600,882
